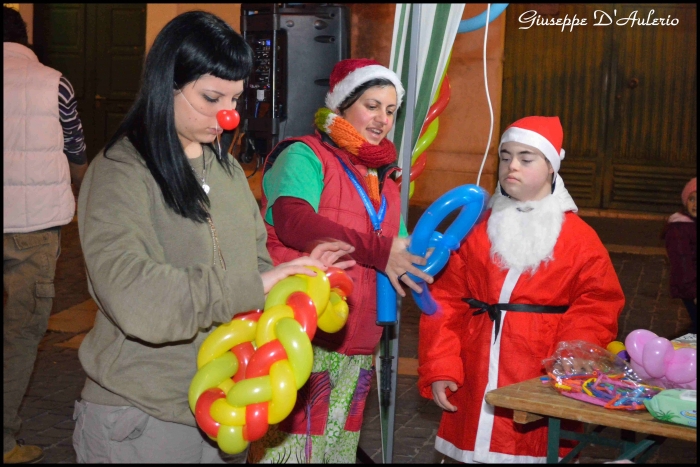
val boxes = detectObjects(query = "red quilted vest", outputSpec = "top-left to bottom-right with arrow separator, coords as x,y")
260,132 -> 401,355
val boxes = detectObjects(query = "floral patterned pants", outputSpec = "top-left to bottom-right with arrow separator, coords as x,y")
247,346 -> 373,464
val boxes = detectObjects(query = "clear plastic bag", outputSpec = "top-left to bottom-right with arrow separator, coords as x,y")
542,340 -> 665,410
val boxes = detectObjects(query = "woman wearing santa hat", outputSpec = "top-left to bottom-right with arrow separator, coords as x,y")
664,177 -> 697,334
417,116 -> 625,463
249,59 -> 434,463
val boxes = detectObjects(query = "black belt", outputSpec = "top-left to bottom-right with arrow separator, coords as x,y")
462,298 -> 569,342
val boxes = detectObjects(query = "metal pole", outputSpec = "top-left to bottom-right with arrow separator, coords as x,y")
400,6 -> 421,222
382,3 -> 421,464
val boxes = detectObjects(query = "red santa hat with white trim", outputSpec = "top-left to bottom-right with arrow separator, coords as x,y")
498,116 -> 566,175
325,58 -> 405,111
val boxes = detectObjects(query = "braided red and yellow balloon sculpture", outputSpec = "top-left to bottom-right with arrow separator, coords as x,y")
188,266 -> 353,454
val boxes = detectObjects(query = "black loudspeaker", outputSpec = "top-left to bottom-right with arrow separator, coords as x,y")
241,3 -> 350,162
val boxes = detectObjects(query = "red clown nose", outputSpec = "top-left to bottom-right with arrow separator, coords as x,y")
216,109 -> 240,130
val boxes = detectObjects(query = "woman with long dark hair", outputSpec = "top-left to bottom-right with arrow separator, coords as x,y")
72,11 -> 354,463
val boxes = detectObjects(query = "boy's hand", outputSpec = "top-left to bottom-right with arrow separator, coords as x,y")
431,380 -> 458,412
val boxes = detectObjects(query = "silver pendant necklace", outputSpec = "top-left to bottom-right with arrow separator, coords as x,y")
193,146 -> 210,194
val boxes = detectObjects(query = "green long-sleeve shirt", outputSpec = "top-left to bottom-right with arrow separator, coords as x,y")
77,137 -> 273,425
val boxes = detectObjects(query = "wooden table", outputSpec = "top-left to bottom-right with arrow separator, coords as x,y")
485,377 -> 696,463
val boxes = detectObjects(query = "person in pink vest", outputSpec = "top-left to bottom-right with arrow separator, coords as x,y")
249,58 -> 434,463
663,177 -> 696,334
418,116 -> 625,463
3,6 -> 88,464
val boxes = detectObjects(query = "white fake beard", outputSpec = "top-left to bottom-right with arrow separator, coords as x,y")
487,194 -> 565,273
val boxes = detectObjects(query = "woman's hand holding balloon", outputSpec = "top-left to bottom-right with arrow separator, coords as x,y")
308,239 -> 357,270
385,237 -> 434,297
261,257 -> 326,294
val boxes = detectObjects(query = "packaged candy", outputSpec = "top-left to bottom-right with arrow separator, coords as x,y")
542,340 -> 664,411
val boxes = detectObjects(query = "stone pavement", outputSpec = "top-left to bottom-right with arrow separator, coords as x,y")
6,208 -> 697,464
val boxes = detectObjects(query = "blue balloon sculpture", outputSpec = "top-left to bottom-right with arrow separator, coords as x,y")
407,185 -> 488,315
458,4 -> 508,34
374,4 -> 506,325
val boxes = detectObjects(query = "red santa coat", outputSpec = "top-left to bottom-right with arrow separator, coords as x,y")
417,208 -> 624,463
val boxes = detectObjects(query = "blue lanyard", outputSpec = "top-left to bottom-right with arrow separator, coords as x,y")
337,158 -> 387,234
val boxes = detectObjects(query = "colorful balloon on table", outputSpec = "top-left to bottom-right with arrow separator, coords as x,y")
624,329 -> 696,390
188,267 -> 352,454
606,340 -> 630,362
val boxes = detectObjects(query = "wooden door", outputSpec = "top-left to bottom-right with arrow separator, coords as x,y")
33,4 -> 146,162
501,3 -> 696,213
604,4 -> 697,211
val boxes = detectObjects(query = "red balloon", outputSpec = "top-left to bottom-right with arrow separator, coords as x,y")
286,291 -> 318,339
194,388 -> 225,438
231,341 -> 256,382
409,152 -> 428,182
243,402 -> 269,442
236,309 -> 263,322
217,109 -> 240,130
420,75 -> 451,137
397,152 -> 428,187
245,340 -> 287,378
326,266 -> 354,297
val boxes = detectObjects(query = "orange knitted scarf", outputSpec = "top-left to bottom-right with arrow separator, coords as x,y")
315,108 -> 396,205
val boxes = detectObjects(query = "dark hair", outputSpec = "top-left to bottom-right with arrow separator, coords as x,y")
105,10 -> 253,223
337,78 -> 395,115
3,6 -> 29,46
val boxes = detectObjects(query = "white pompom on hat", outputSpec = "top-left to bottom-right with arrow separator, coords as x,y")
325,58 -> 405,112
499,116 -> 566,174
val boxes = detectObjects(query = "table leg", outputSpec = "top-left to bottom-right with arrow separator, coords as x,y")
617,437 -> 660,462
547,417 -> 561,463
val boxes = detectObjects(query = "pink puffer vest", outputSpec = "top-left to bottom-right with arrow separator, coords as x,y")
4,43 -> 73,233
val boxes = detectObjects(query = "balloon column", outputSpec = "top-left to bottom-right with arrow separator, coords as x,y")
396,3 -> 509,199
624,329 -> 696,390
188,267 -> 353,454
398,73 -> 451,199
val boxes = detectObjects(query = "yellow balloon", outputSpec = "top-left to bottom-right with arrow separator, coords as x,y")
188,351 -> 238,413
317,293 -> 348,334
210,398 -> 246,426
267,360 -> 297,424
275,318 -> 313,388
413,118 -> 439,163
265,276 -> 307,310
226,375 -> 272,406
217,424 -> 248,455
217,378 -> 235,394
607,341 -> 626,356
255,304 -> 294,347
408,180 -> 415,199
197,318 -> 257,368
304,267 -> 331,314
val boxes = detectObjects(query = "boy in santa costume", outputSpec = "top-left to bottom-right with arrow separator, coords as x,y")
417,116 -> 625,463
